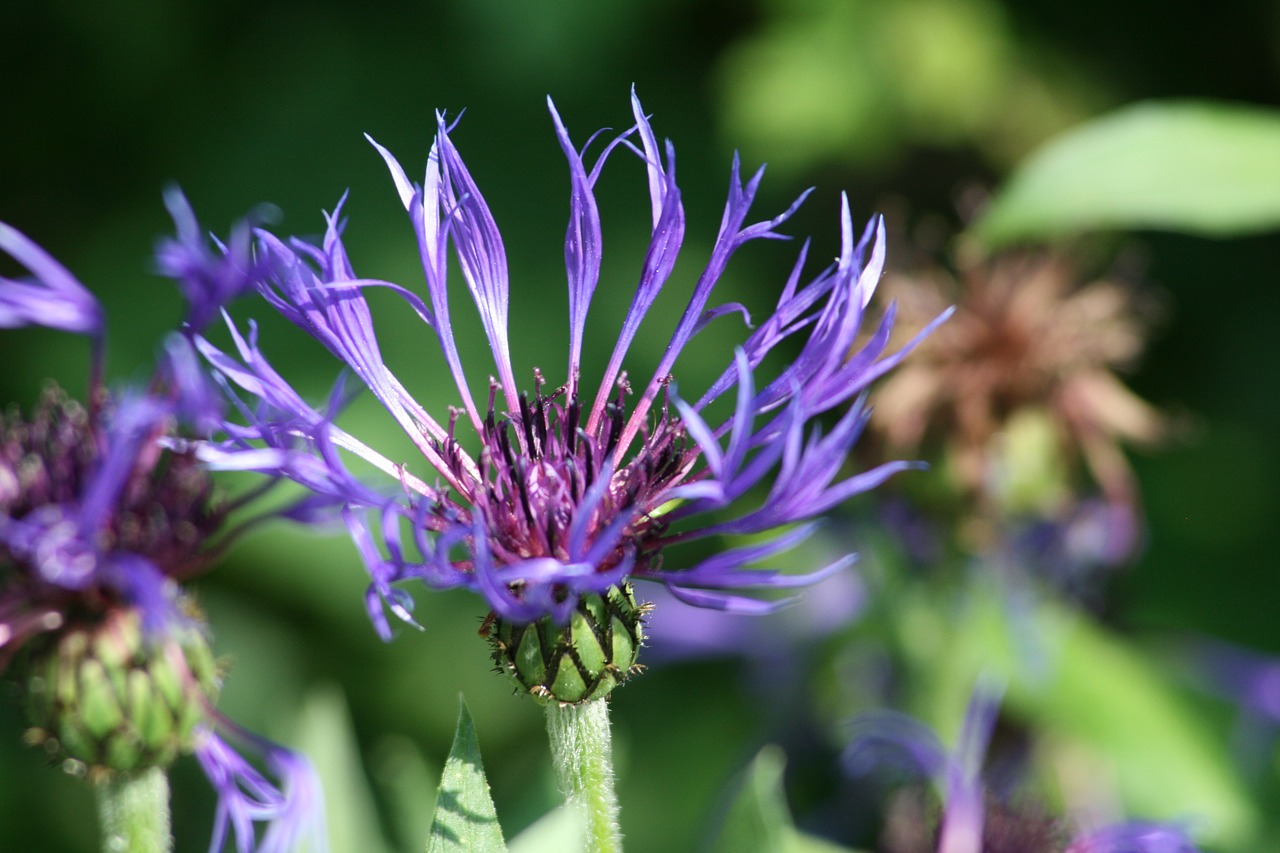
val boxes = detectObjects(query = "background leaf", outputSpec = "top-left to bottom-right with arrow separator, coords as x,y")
295,683 -> 394,853
905,586 -> 1260,849
711,746 -> 792,853
427,697 -> 509,853
712,746 -> 864,853
972,101 -> 1280,246
508,805 -> 582,853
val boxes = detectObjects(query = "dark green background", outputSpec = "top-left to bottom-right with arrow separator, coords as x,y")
2,2 -> 1278,850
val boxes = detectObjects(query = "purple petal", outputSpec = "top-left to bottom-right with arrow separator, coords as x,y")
195,722 -> 328,853
616,156 -> 811,458
587,96 -> 686,432
1066,822 -> 1200,853
433,114 -> 520,413
549,97 -> 605,393
0,221 -> 103,335
156,187 -> 261,332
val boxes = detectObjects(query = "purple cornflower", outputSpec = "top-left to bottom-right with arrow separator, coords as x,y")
0,193 -> 325,852
198,91 -> 947,637
844,680 -> 1200,853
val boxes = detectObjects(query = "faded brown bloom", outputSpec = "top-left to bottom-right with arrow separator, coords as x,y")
871,253 -> 1165,533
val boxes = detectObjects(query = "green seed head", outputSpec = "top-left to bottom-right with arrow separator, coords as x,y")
488,584 -> 645,704
22,605 -> 219,777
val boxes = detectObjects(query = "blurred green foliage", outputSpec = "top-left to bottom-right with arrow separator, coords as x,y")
3,0 -> 1280,851
972,101 -> 1280,245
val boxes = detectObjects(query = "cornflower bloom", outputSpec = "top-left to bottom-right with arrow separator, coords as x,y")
0,193 -> 325,852
198,91 -> 944,702
845,681 -> 1200,853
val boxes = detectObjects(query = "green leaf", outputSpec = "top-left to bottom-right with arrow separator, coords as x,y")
296,683 -> 393,853
508,806 -> 582,853
906,586 -> 1260,850
711,746 -> 791,853
972,100 -> 1280,246
1012,604 -> 1259,850
369,735 -> 439,853
711,747 -> 864,853
789,830 -> 867,853
427,696 -> 508,853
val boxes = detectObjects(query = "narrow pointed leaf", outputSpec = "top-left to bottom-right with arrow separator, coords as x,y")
427,697 -> 508,853
712,746 -> 864,853
297,683 -> 394,853
711,746 -> 793,853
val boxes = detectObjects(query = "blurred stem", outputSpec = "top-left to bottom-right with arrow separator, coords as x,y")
545,699 -> 623,853
95,767 -> 172,853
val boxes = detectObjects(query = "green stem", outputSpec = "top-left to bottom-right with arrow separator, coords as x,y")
544,699 -> 623,853
94,767 -> 173,853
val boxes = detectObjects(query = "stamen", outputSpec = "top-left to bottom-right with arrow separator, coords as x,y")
565,400 -> 581,455
534,399 -> 549,459
605,403 -> 623,457
517,393 -> 540,459
496,421 -> 518,472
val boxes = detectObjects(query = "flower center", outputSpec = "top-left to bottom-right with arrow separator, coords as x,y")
442,374 -> 694,574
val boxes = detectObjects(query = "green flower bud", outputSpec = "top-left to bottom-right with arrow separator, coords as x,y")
488,584 -> 645,704
23,605 -> 219,777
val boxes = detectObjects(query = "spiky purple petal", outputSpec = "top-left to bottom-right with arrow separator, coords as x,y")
0,222 -> 104,336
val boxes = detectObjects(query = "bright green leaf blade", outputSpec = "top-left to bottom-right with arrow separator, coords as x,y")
711,746 -> 793,853
786,830 -> 866,853
296,683 -> 393,853
712,747 -> 863,853
370,734 -> 439,853
427,696 -> 508,853
909,587 -> 1259,850
972,100 -> 1280,246
1014,604 -> 1258,849
508,805 -> 583,853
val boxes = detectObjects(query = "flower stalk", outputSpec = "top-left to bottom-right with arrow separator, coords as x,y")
545,699 -> 623,853
94,766 -> 172,853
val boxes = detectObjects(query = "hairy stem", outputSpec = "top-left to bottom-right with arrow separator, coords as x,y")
95,767 -> 172,853
544,699 -> 623,853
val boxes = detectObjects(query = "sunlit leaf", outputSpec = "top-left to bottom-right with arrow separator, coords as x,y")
973,101 -> 1280,246
427,697 -> 508,853
369,734 -> 439,853
295,683 -> 394,853
712,745 -> 791,853
909,588 -> 1260,850
712,746 -> 864,853
508,805 -> 582,853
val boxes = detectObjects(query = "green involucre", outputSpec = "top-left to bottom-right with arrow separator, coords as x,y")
24,605 -> 219,776
488,584 -> 644,705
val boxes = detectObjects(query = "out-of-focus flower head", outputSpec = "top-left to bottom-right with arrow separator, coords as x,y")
0,200 -> 325,851
198,89 -> 945,679
844,680 -> 1200,853
870,252 -> 1165,560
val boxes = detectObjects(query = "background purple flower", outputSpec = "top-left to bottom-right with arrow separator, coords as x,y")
0,200 -> 326,852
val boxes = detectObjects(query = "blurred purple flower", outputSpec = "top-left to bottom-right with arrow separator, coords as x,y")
844,680 -> 1200,853
1064,822 -> 1199,853
0,221 -> 104,338
200,90 -> 946,635
197,717 -> 327,853
845,680 -> 1002,853
1182,637 -> 1280,724
0,199 -> 325,851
